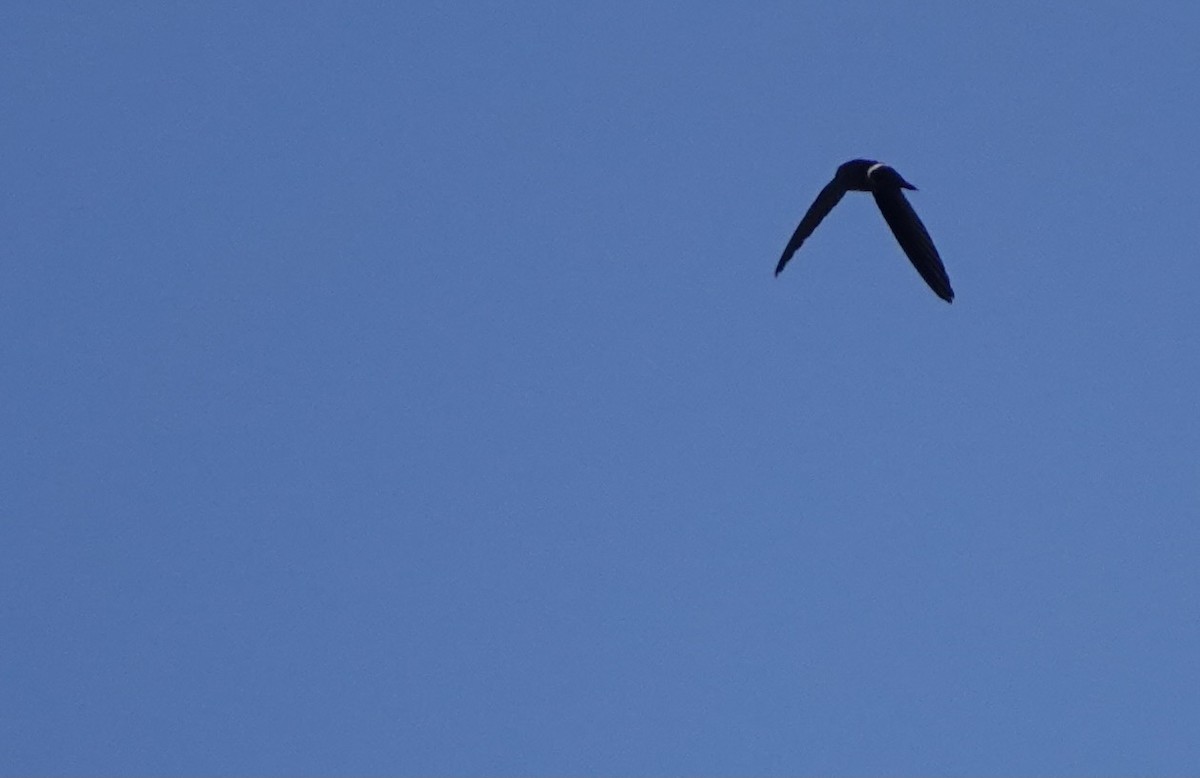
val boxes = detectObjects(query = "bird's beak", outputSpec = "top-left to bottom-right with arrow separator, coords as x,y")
902,181 -> 918,191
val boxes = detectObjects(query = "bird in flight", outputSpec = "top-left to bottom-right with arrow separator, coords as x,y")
775,159 -> 954,303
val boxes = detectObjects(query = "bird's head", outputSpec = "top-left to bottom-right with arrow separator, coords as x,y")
866,163 -> 918,191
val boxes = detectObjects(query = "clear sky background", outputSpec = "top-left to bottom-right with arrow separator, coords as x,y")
3,2 -> 1199,774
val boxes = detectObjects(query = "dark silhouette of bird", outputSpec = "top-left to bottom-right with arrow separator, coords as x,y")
775,159 -> 954,303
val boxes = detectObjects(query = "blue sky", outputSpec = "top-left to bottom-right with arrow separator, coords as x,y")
3,2 -> 1199,774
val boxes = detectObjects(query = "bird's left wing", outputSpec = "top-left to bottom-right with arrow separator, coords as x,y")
775,177 -> 849,276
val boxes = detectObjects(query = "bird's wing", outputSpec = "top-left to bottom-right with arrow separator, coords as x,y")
870,186 -> 955,303
774,177 -> 849,276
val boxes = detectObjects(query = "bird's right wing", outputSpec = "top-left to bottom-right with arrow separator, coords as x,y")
871,185 -> 955,302
775,177 -> 849,276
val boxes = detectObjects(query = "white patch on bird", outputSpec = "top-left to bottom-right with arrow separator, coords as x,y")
866,163 -> 886,179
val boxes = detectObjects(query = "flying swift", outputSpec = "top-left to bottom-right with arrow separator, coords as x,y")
775,159 -> 954,303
